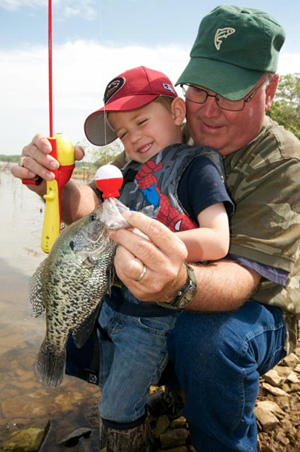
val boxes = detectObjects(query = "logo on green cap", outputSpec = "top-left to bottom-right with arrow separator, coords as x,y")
214,28 -> 235,50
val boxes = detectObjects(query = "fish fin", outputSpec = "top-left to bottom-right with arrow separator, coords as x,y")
35,338 -> 66,388
72,304 -> 101,349
29,259 -> 47,317
106,266 -> 115,296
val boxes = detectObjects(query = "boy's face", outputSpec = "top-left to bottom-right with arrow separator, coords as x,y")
108,99 -> 184,163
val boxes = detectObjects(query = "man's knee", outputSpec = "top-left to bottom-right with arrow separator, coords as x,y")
168,311 -> 234,361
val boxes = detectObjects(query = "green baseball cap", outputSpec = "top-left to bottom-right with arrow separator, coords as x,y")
176,5 -> 286,100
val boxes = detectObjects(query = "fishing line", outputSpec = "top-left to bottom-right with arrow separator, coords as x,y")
99,0 -> 109,163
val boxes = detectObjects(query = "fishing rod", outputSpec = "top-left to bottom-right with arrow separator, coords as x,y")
40,0 -> 75,253
23,0 -> 75,253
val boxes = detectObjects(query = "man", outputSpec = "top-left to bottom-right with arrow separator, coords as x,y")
12,5 -> 300,452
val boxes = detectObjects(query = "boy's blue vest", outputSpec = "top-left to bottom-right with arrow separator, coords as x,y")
118,143 -> 224,230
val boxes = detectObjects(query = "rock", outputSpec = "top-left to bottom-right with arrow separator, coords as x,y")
272,395 -> 291,412
275,429 -> 290,446
256,400 -> 285,418
58,427 -> 92,446
261,382 -> 290,397
286,370 -> 300,384
263,369 -> 283,386
170,417 -> 187,428
159,428 -> 189,448
255,404 -> 280,432
294,364 -> 300,373
281,353 -> 300,368
276,366 -> 293,378
282,382 -> 299,393
3,427 -> 47,451
149,415 -> 170,437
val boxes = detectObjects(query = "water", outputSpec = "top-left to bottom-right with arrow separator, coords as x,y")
0,166 -> 45,276
0,167 -> 100,451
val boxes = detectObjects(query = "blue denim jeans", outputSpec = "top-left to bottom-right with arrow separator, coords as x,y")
167,300 -> 287,452
98,301 -> 179,423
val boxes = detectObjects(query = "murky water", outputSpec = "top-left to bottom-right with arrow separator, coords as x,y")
0,167 -> 100,451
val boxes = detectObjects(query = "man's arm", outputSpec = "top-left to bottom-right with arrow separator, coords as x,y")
188,259 -> 260,311
110,210 -> 261,312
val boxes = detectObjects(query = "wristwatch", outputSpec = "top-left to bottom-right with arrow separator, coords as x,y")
157,264 -> 197,310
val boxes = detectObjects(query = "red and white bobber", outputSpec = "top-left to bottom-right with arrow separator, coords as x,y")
95,165 -> 123,198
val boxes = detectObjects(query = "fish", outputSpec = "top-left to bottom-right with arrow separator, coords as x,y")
29,198 -> 129,388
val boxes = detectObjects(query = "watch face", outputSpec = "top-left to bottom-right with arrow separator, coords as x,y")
177,285 -> 197,308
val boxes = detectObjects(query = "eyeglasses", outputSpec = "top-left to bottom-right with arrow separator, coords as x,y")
181,79 -> 268,112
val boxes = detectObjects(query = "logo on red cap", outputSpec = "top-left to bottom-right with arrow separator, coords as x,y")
163,83 -> 176,94
104,77 -> 125,104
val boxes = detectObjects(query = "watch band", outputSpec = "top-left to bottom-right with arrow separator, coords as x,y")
157,263 -> 197,310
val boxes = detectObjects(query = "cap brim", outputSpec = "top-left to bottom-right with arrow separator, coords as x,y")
176,57 -> 264,100
84,111 -> 117,146
84,94 -> 160,146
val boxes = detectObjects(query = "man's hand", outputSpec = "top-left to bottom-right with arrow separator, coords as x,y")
11,134 -> 84,194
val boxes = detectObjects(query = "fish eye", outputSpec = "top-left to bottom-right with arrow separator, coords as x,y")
89,213 -> 97,221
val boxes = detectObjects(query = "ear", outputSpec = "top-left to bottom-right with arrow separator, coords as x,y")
265,74 -> 279,112
171,97 -> 186,125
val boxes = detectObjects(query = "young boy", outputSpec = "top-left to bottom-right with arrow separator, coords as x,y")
84,66 -> 234,451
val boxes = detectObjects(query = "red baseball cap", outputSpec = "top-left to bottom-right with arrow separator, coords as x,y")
84,66 -> 178,146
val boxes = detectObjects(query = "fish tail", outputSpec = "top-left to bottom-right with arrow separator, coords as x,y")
35,338 -> 66,388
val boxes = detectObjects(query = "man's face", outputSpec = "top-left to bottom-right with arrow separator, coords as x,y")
185,76 -> 276,156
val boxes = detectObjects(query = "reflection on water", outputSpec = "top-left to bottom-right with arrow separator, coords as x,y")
0,167 -> 45,276
0,168 -> 100,451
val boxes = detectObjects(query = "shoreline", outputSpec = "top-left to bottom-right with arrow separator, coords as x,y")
0,161 -> 95,182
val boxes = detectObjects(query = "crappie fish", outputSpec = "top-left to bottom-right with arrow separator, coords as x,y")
30,198 -> 129,388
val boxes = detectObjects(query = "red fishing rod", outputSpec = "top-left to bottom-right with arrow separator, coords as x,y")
23,0 -> 75,253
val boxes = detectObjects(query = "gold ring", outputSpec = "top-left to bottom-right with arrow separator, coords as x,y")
134,265 -> 147,282
19,156 -> 26,167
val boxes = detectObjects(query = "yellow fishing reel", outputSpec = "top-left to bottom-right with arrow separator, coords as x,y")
41,133 -> 75,253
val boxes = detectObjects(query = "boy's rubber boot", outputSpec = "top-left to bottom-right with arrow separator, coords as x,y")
100,421 -> 147,452
146,388 -> 185,420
